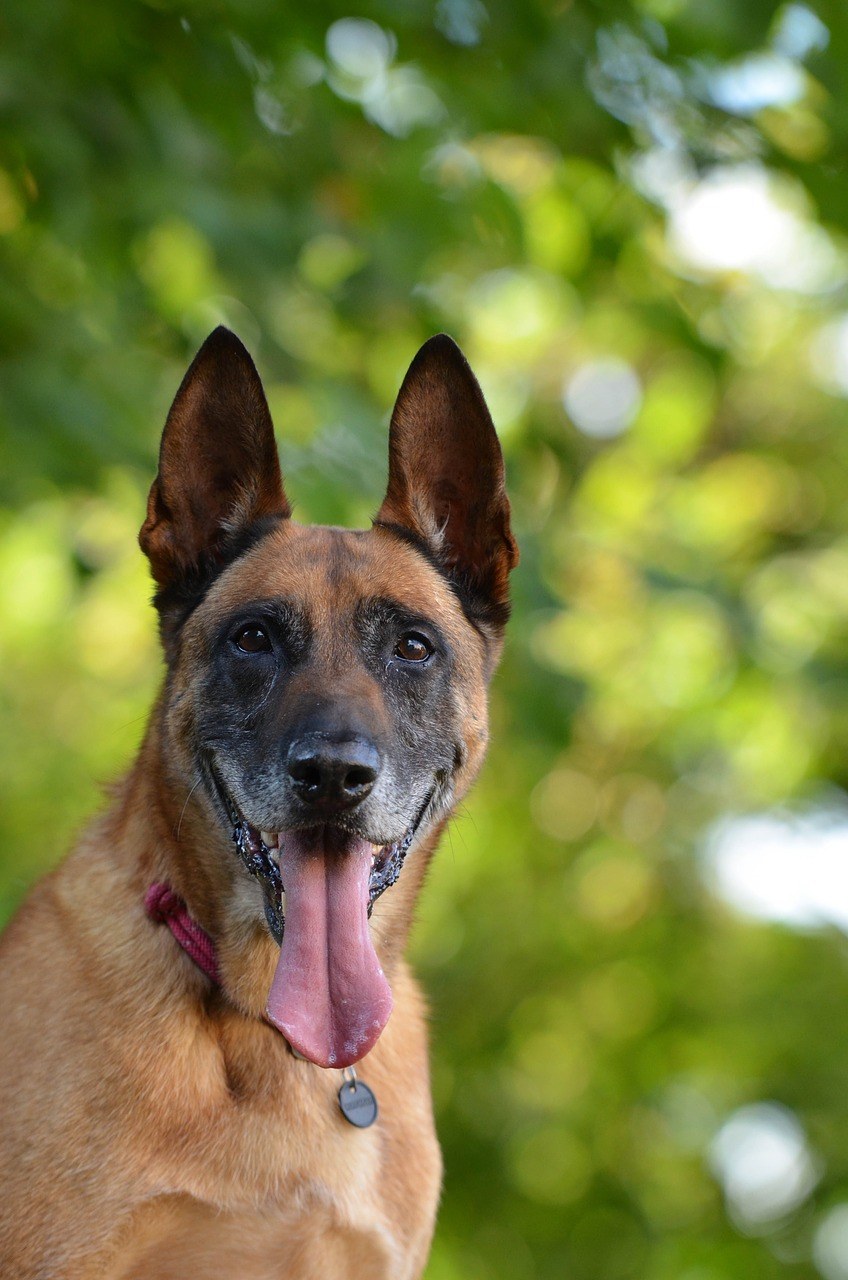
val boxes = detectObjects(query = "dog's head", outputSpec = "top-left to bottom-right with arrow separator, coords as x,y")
139,328 -> 517,1067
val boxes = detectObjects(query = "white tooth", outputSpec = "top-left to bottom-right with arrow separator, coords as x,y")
260,830 -> 275,848
280,890 -> 286,913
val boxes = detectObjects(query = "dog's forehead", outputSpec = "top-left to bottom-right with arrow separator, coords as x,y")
208,521 -> 468,634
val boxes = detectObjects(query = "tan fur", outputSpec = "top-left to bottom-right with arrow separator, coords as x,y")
0,330 -> 514,1278
0,526 -> 492,1279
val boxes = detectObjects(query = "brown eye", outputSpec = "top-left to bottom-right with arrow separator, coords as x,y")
234,625 -> 272,654
394,632 -> 432,663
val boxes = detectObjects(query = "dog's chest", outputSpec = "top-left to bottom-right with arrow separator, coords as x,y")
111,1055 -> 439,1280
109,1188 -> 408,1280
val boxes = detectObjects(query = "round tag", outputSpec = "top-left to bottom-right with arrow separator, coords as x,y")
338,1078 -> 378,1128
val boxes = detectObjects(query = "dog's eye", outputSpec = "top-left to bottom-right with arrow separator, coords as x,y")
234,625 -> 272,654
394,633 -> 432,663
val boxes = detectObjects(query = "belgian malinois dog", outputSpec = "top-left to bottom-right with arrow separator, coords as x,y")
0,328 -> 517,1278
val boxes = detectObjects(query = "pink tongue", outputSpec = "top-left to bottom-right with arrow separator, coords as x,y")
265,830 -> 393,1068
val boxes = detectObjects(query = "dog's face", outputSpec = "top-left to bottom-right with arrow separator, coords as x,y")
140,329 -> 517,1067
186,524 -> 480,854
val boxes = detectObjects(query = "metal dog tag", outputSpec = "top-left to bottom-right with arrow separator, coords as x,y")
338,1070 -> 378,1128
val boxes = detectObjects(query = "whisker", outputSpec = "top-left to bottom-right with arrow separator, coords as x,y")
176,778 -> 202,842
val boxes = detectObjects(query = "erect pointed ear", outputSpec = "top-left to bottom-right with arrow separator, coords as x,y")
139,327 -> 290,633
375,335 -> 518,629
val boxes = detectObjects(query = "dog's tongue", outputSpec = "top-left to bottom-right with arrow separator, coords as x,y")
265,830 -> 393,1068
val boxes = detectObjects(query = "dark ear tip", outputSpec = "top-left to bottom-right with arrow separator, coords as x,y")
407,334 -> 482,390
182,326 -> 261,386
395,333 -> 495,437
198,325 -> 251,359
414,333 -> 467,365
421,332 -> 461,351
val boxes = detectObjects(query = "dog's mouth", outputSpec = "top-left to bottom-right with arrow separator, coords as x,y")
209,769 -> 435,1069
226,807 -> 423,945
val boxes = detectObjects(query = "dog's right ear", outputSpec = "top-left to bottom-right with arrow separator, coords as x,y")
140,328 -> 289,647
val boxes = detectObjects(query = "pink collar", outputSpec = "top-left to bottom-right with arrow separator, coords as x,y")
145,882 -> 221,986
144,882 -> 381,1126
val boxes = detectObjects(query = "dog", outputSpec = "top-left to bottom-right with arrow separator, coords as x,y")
0,327 -> 517,1279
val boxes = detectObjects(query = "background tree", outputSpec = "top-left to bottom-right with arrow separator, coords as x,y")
3,1 -> 848,1276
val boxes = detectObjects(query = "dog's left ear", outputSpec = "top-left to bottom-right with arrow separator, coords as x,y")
376,335 -> 518,628
140,327 -> 290,598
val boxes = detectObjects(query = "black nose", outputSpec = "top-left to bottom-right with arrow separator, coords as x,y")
286,735 -> 381,811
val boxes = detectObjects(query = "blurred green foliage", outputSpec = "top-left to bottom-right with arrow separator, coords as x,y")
4,0 -> 848,1276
